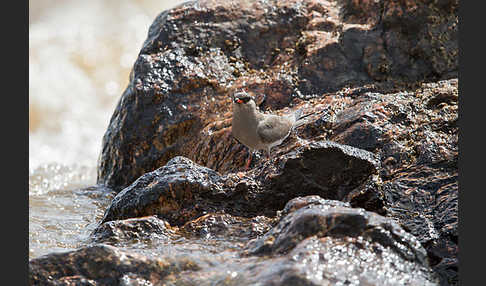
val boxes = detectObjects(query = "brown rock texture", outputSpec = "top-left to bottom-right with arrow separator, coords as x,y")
96,0 -> 458,190
100,142 -> 379,227
37,0 -> 458,285
29,244 -> 200,285
29,197 -> 441,286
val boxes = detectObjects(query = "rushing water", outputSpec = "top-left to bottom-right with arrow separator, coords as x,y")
29,0 -> 186,259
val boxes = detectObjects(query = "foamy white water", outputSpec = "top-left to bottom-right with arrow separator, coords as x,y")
29,0 -> 186,259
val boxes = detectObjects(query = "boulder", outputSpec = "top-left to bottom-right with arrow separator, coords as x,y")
101,141 -> 379,226
91,215 -> 180,245
86,0 -> 458,284
29,244 -> 200,285
100,156 -> 227,226
97,0 -> 458,191
30,197 -> 440,285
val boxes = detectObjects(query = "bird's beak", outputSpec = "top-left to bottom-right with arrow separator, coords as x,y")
235,98 -> 243,104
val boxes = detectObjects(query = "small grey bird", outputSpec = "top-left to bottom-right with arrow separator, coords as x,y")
231,91 -> 309,167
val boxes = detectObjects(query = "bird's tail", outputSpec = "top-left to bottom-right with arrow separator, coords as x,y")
293,109 -> 315,128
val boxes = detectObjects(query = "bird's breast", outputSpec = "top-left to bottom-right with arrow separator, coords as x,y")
232,113 -> 263,150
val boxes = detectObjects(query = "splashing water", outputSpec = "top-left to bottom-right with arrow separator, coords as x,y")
29,0 -> 186,259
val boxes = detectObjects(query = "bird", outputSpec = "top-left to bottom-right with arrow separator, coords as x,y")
231,91 -> 310,169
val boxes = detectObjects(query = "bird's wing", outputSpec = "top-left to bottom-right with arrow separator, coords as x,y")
257,115 -> 293,144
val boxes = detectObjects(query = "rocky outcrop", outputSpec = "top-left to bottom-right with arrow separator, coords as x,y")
30,197 -> 440,285
96,0 -> 458,191
29,0 -> 459,285
101,142 -> 379,226
243,197 -> 439,285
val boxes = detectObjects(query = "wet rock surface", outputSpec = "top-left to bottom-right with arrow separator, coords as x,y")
247,199 -> 427,263
30,197 -> 440,286
29,244 -> 201,286
96,0 -> 458,190
101,141 -> 379,227
30,0 -> 458,285
100,156 -> 228,226
91,215 -> 180,245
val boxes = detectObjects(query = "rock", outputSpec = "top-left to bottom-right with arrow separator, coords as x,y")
383,164 -> 458,285
247,197 -> 426,262
100,156 -> 227,226
28,244 -> 200,285
89,0 -> 457,284
97,0 -> 457,190
254,235 -> 438,286
279,195 -> 351,217
258,140 -> 380,204
326,80 -> 458,171
244,197 -> 439,285
32,195 -> 442,286
101,142 -> 378,226
180,212 -> 276,241
91,215 -> 179,245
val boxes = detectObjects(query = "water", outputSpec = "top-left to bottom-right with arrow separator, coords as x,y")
29,0 -> 186,259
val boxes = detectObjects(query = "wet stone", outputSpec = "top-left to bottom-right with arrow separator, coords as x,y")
247,199 -> 428,267
101,140 -> 381,228
101,156 -> 227,226
382,164 -> 458,285
250,141 -> 380,211
180,213 -> 276,241
97,0 -> 458,190
74,0 -> 458,284
277,236 -> 439,286
91,215 -> 179,245
279,195 -> 351,217
28,244 -> 201,285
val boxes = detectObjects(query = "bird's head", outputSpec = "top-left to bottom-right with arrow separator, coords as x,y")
232,91 -> 256,111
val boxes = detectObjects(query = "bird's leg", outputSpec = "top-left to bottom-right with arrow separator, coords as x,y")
267,147 -> 271,160
244,149 -> 253,170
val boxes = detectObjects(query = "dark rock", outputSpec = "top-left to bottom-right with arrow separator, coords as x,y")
316,80 -> 458,285
346,174 -> 386,215
180,212 -> 276,240
91,216 -> 179,244
101,142 -> 378,226
259,141 -> 380,204
97,0 -> 457,190
34,194 -> 444,286
100,156 -> 227,226
279,195 -> 351,217
247,198 -> 427,265
263,235 -> 438,286
90,0 -> 458,284
29,244 -> 200,285
241,198 -> 439,285
382,164 -> 458,285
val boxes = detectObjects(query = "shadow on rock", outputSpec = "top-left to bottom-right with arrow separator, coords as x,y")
100,141 -> 379,227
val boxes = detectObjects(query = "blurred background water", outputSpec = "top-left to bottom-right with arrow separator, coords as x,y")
29,0 -> 185,259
